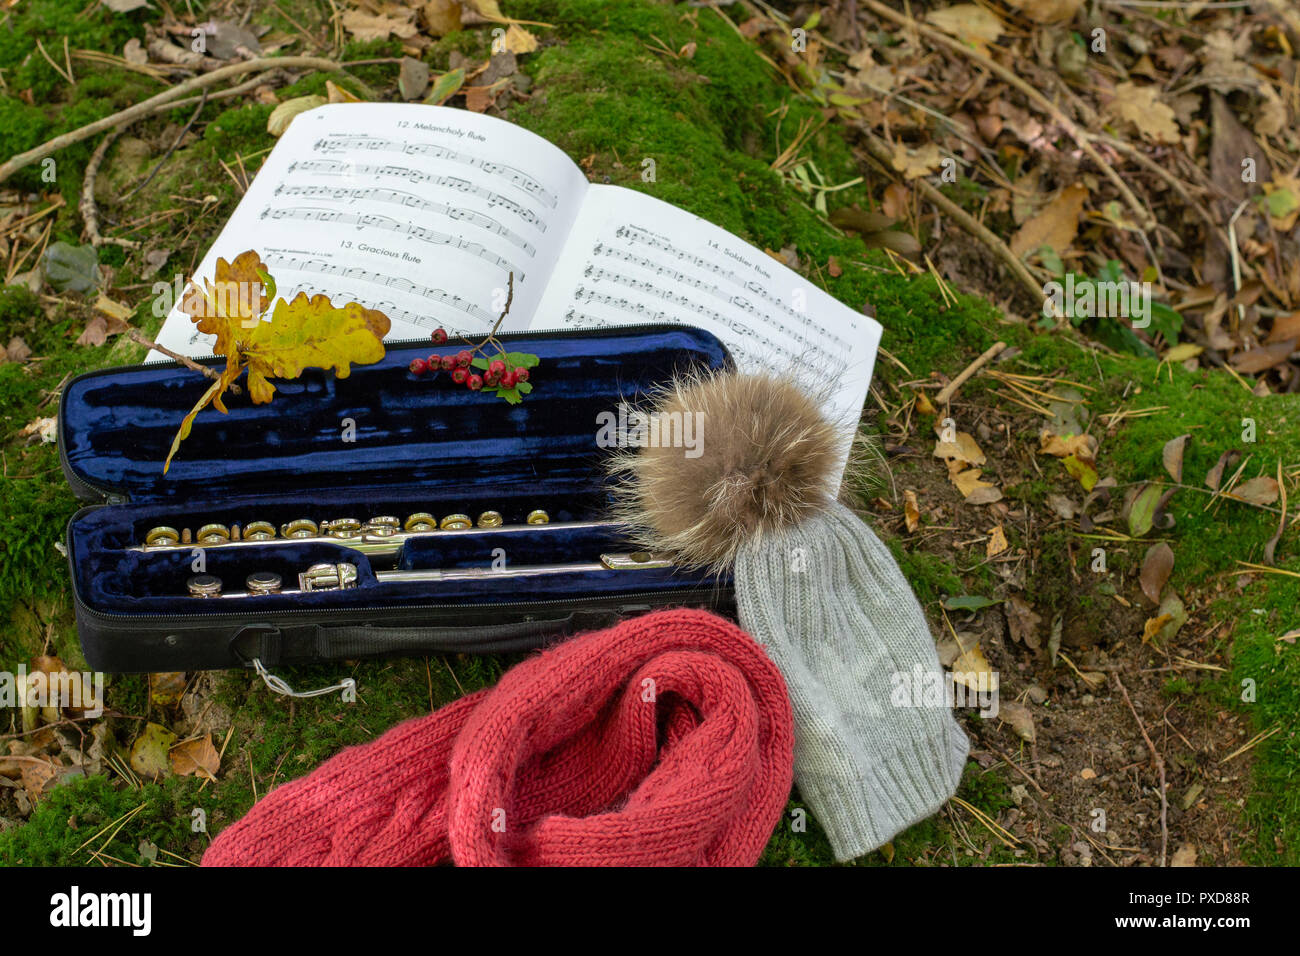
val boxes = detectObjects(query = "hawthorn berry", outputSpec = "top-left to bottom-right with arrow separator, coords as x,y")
514,368 -> 530,383
484,371 -> 501,387
431,328 -> 448,345
500,370 -> 518,389
467,373 -> 483,391
440,355 -> 456,371
428,353 -> 441,367
409,357 -> 428,375
455,350 -> 472,368
488,359 -> 506,378
451,367 -> 468,384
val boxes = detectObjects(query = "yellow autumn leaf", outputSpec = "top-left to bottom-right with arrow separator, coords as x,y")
904,489 -> 921,533
1163,342 -> 1204,363
987,524 -> 1008,557
503,23 -> 538,53
242,292 -> 391,405
179,250 -> 270,360
163,364 -> 242,473
951,641 -> 996,692
953,468 -> 993,498
1063,454 -> 1099,491
1038,428 -> 1097,460
1143,613 -> 1173,644
933,429 -> 986,466
165,252 -> 391,473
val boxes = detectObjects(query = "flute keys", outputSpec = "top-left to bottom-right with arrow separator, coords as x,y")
299,562 -> 359,591
196,524 -> 231,545
244,521 -> 277,541
245,571 -> 283,595
282,518 -> 319,539
145,526 -> 180,547
476,510 -> 503,528
365,516 -> 400,536
187,574 -> 223,597
526,509 -> 550,525
439,514 -> 472,530
324,518 -> 361,538
404,512 -> 437,532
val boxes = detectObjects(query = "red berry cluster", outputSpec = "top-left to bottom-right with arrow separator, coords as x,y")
407,328 -> 531,393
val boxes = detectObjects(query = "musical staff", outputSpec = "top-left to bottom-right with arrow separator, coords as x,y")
260,206 -> 525,282
313,135 -> 559,209
612,225 -> 851,350
274,184 -> 536,256
261,253 -> 494,325
288,160 -> 548,232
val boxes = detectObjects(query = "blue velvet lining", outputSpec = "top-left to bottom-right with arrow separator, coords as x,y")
64,327 -> 731,616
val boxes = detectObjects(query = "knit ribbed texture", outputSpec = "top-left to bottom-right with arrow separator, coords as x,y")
735,501 -> 969,862
202,609 -> 794,867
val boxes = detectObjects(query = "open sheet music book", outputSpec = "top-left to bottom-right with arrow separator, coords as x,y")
152,103 -> 883,471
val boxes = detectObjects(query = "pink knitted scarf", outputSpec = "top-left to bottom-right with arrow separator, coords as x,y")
203,609 -> 795,866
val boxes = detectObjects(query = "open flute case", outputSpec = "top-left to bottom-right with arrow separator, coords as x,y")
59,325 -> 734,673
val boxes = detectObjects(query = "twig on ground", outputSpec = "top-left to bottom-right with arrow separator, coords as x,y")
0,56 -> 343,182
936,341 -> 1007,405
1114,673 -> 1168,867
987,744 -> 1049,797
80,130 -> 140,250
856,134 -> 1042,300
121,90 -> 209,203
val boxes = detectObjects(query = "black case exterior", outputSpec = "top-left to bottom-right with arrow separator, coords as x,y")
61,326 -> 734,672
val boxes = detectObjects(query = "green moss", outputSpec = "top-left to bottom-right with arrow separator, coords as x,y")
0,774 -> 198,866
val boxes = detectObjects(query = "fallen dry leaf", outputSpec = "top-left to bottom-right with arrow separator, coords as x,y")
890,141 -> 944,180
169,734 -> 220,778
1010,183 -> 1087,258
1162,434 -> 1190,483
1143,613 -> 1174,644
1003,0 -> 1082,23
933,429 -> 986,466
1108,82 -> 1180,144
1228,476 -> 1280,506
341,10 -> 418,42
999,700 -> 1036,743
1005,594 -> 1042,650
903,489 -> 921,533
1205,449 -> 1241,490
1171,843 -> 1198,867
987,524 -> 1008,557
926,4 -> 1003,52
1140,541 -> 1174,604
953,467 -> 993,498
1039,428 -> 1096,460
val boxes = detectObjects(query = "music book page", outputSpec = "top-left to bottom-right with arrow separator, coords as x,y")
150,103 -> 883,463
531,184 -> 881,432
150,103 -> 589,357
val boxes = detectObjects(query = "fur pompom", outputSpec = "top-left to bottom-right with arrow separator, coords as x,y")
605,370 -> 846,572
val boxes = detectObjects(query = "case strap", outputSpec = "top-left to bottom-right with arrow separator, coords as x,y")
309,610 -> 623,659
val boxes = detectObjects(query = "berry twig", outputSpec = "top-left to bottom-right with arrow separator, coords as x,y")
409,273 -> 538,402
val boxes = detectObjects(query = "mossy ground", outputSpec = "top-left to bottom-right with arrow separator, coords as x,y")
0,0 -> 1294,865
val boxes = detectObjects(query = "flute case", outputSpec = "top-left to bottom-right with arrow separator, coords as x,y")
58,325 -> 734,673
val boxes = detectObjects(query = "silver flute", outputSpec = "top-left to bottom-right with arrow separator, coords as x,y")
133,510 -> 618,563
185,552 -> 674,598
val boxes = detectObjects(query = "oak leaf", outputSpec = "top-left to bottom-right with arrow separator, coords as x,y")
166,252 -> 390,473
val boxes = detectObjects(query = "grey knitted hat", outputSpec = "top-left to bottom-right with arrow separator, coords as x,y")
735,501 -> 970,862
